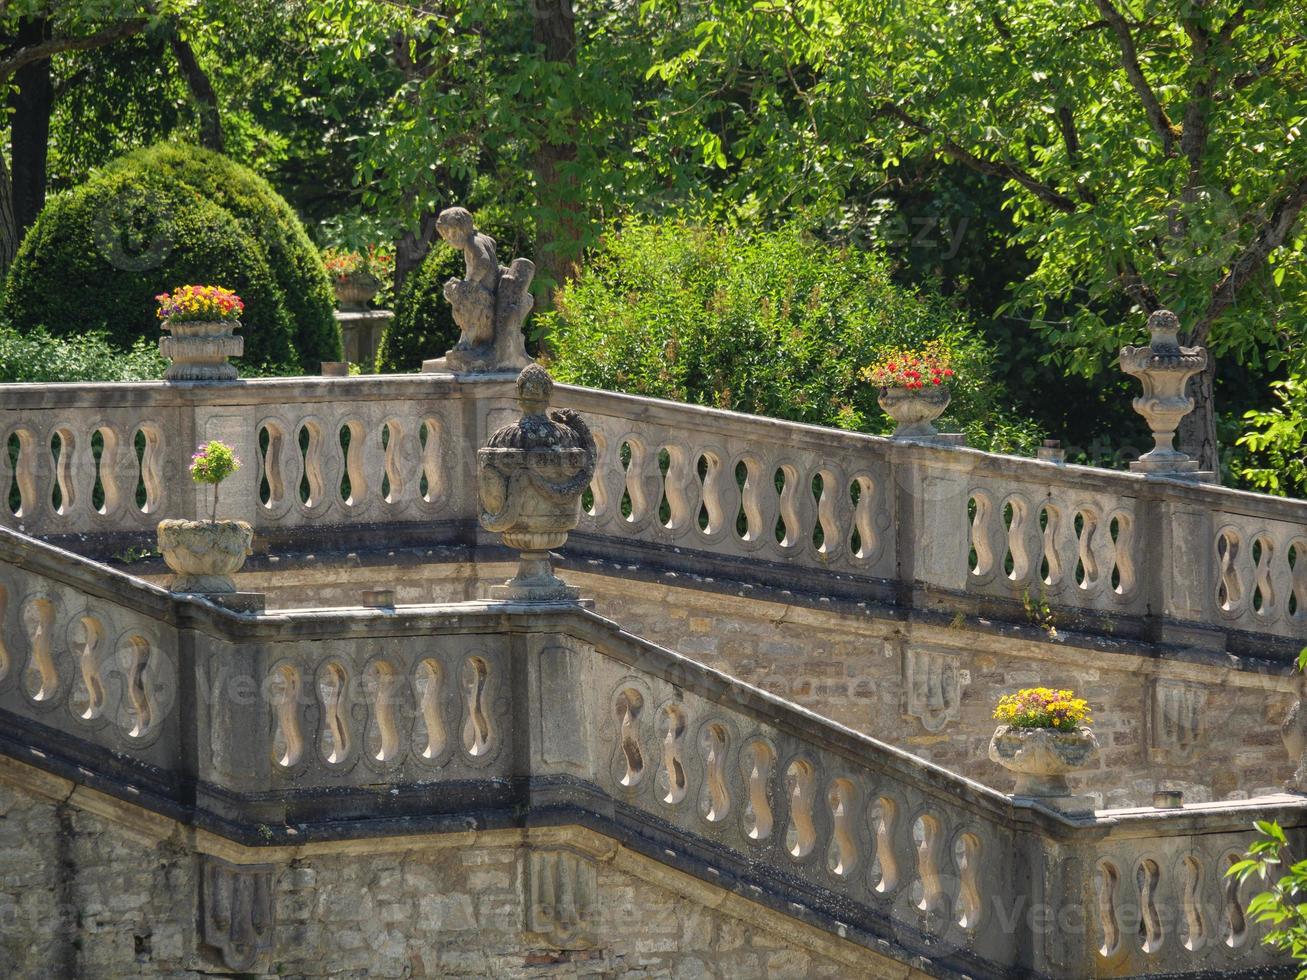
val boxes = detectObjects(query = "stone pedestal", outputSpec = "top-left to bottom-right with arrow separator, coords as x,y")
334,309 -> 392,372
160,321 -> 243,381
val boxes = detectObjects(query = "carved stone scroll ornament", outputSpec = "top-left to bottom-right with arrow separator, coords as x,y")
1146,678 -> 1207,764
200,856 -> 275,970
478,365 -> 596,601
526,848 -> 597,948
1119,309 -> 1211,477
421,205 -> 534,374
902,645 -> 969,733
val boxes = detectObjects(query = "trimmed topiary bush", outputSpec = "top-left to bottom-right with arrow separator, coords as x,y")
3,143 -> 338,372
104,144 -> 339,367
538,221 -> 1044,454
376,242 -> 462,373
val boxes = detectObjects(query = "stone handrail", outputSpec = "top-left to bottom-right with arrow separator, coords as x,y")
0,523 -> 1298,978
2,375 -> 1306,651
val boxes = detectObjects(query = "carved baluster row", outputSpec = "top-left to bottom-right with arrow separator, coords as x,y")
1094,846 -> 1260,972
967,485 -> 1141,607
601,682 -> 1005,950
1213,521 -> 1307,630
0,417 -> 166,531
0,576 -> 168,743
268,649 -> 502,773
578,416 -> 890,570
254,409 -> 453,525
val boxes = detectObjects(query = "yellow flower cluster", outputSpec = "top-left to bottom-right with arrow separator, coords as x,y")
993,687 -> 1092,732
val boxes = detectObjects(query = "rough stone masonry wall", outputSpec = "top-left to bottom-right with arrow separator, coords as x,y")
225,557 -> 1300,810
0,760 -> 916,980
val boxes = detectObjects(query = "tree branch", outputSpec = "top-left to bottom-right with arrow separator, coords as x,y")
877,102 -> 1081,212
0,19 -> 148,80
1093,0 -> 1177,155
168,31 -> 223,152
1188,171 -> 1307,345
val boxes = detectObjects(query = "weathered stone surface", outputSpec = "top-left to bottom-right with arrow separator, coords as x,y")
421,206 -> 533,374
1119,309 -> 1210,476
877,384 -> 950,438
989,724 -> 1100,812
0,775 -> 906,980
160,319 -> 243,382
157,518 -> 253,593
478,365 -> 596,601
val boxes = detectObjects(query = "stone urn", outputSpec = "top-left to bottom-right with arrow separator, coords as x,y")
333,271 -> 380,311
477,364 -> 596,601
1119,309 -> 1208,475
878,385 -> 951,438
988,724 -> 1100,800
160,320 -> 243,382
157,519 -> 254,594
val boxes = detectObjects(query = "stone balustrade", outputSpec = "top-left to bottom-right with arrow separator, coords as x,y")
0,522 -> 1298,978
3,374 -> 1306,654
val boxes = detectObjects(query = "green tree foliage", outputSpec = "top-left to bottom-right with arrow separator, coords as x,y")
642,0 -> 1307,473
540,221 -> 1043,454
1239,371 -> 1307,496
3,143 -> 336,371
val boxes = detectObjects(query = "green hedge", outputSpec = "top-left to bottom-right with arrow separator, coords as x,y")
0,322 -> 165,382
3,143 -> 337,372
105,144 -> 339,367
539,221 -> 1044,454
376,243 -> 462,373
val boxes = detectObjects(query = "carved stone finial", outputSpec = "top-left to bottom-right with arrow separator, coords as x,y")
421,205 -> 534,374
1119,309 -> 1209,476
477,365 -> 596,601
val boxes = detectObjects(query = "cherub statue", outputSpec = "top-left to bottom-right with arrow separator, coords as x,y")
422,206 -> 533,373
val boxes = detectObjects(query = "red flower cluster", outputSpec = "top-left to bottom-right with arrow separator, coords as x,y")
861,342 -> 956,390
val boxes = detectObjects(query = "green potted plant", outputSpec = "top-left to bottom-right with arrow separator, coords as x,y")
156,440 -> 252,594
861,342 -> 955,437
988,687 -> 1099,800
156,285 -> 245,381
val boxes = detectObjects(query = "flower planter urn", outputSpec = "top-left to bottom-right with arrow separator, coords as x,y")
157,519 -> 253,594
160,320 -> 243,382
878,385 -> 951,438
334,272 -> 380,311
477,365 -> 596,601
988,724 -> 1100,804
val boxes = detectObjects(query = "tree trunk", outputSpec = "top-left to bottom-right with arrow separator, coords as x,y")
531,0 -> 582,311
169,32 -> 223,153
1177,358 -> 1220,478
394,211 -> 438,300
8,15 -> 53,238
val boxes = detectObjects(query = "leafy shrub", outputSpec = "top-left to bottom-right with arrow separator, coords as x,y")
104,143 -> 340,368
3,144 -> 335,372
1238,371 -> 1307,498
377,243 -> 462,373
538,221 -> 1043,453
0,323 -> 165,382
